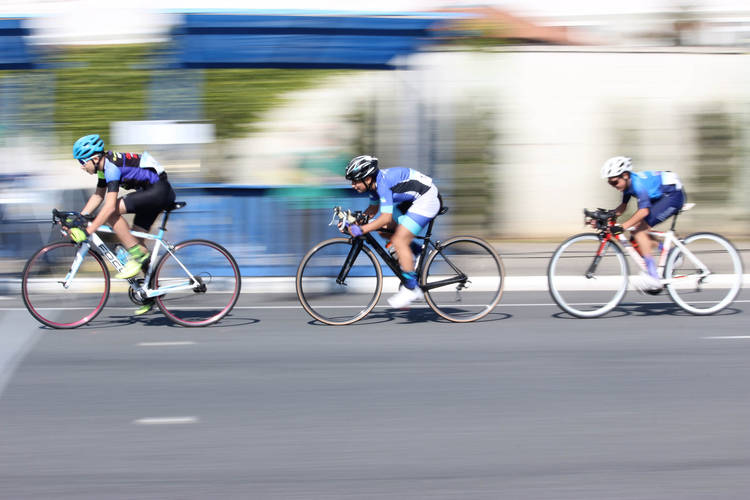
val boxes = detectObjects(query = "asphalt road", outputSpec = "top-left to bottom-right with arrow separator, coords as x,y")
1,290 -> 749,499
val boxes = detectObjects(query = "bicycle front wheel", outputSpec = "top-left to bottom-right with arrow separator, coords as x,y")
22,242 -> 110,329
547,233 -> 629,318
665,232 -> 743,315
152,239 -> 241,327
296,237 -> 382,325
421,236 -> 504,322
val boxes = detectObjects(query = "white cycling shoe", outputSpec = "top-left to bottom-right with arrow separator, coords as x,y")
388,286 -> 424,309
632,272 -> 663,293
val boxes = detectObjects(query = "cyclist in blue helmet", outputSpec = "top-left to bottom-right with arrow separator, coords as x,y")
71,134 -> 176,315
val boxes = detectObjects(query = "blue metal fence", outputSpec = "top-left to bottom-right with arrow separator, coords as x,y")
1,185 -> 449,276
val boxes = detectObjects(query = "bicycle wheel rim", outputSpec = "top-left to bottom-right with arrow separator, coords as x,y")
665,232 -> 743,315
22,242 -> 110,329
153,240 -> 241,327
296,238 -> 382,325
422,236 -> 504,322
547,234 -> 628,318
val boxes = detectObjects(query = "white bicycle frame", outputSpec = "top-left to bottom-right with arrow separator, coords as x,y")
612,204 -> 710,286
61,224 -> 201,299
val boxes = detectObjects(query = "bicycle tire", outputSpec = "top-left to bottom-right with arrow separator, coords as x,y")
296,237 -> 382,325
547,233 -> 629,318
152,239 -> 241,327
421,236 -> 505,322
665,232 -> 743,315
22,242 -> 110,329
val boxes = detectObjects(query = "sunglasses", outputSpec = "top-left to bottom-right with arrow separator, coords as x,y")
78,156 -> 98,166
607,176 -> 623,186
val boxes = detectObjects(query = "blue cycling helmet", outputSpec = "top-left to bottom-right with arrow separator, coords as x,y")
73,134 -> 104,160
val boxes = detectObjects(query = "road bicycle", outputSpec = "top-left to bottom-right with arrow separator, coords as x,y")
296,204 -> 505,325
21,203 -> 241,328
547,203 -> 744,318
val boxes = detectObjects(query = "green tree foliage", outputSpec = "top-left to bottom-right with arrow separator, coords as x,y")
43,44 -> 340,145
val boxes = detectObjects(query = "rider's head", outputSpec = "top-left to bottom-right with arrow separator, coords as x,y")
346,155 -> 379,192
73,134 -> 105,174
601,156 -> 632,191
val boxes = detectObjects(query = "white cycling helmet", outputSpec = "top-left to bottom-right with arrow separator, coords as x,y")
600,156 -> 632,178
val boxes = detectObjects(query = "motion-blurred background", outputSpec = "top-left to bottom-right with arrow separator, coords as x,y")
1,0 -> 748,276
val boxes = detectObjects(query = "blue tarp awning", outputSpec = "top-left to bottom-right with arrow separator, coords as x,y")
173,13 -> 451,69
0,18 -> 33,69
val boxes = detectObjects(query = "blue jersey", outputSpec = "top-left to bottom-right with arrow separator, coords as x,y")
96,151 -> 163,193
623,170 -> 681,210
368,167 -> 435,214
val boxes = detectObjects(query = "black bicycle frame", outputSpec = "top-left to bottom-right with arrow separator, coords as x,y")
335,216 -> 468,291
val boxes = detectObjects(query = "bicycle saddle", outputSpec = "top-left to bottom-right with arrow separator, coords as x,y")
166,201 -> 187,212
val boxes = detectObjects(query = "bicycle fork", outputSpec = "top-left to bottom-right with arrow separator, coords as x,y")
59,242 -> 91,289
337,238 -> 365,285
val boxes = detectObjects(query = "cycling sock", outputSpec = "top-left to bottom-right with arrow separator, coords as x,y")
128,244 -> 148,262
402,271 -> 418,290
643,256 -> 658,279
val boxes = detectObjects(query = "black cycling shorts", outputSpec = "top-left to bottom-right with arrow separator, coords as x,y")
122,178 -> 176,231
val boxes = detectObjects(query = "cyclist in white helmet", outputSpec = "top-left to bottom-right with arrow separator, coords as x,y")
600,156 -> 685,291
343,155 -> 441,309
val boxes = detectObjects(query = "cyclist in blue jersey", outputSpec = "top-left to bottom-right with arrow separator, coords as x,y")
70,134 -> 176,315
601,156 -> 685,291
343,155 -> 441,309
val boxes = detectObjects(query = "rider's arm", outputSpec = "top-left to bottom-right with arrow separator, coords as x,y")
619,181 -> 652,229
360,212 -> 393,234
620,207 -> 650,230
81,187 -> 105,216
82,170 -> 107,215
613,202 -> 628,217
364,203 -> 379,219
86,191 -> 118,236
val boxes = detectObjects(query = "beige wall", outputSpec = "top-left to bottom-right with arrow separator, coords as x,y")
412,48 -> 750,238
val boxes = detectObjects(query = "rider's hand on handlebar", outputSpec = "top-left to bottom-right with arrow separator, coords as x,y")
610,225 -> 624,236
69,227 -> 88,243
348,224 -> 363,237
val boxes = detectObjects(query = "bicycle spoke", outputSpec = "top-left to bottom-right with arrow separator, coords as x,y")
666,232 -> 743,315
22,242 -> 110,329
422,236 -> 504,322
296,238 -> 382,325
547,234 -> 628,318
153,240 -> 241,327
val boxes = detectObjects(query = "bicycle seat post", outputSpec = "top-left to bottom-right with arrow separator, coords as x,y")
158,201 -> 187,232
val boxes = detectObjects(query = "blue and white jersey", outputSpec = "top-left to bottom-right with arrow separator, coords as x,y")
368,167 -> 434,214
622,170 -> 682,210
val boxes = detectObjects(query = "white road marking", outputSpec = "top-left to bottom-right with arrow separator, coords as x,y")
133,417 -> 199,425
137,341 -> 196,347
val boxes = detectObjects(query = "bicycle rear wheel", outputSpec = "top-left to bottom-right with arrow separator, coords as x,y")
665,232 -> 743,315
296,237 -> 382,325
547,233 -> 629,318
22,242 -> 110,329
421,236 -> 504,322
152,239 -> 241,327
